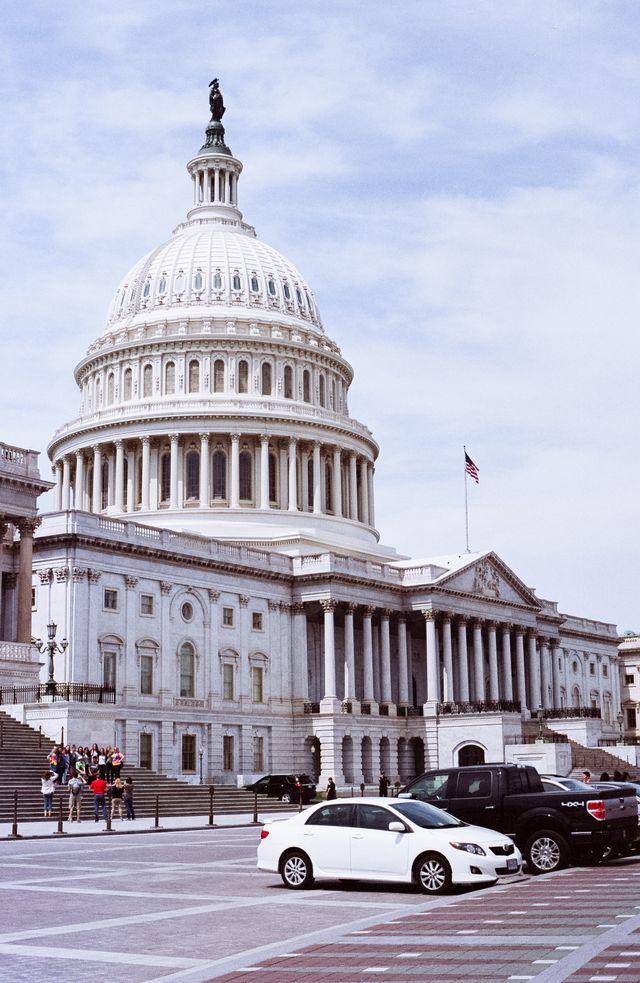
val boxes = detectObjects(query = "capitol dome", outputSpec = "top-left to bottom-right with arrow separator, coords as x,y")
48,83 -> 385,556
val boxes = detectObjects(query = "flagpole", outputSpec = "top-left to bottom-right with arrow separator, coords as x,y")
464,445 -> 470,553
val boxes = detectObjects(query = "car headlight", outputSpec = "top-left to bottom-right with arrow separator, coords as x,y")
449,841 -> 486,856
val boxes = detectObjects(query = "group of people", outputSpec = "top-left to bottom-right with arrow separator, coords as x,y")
582,769 -> 632,783
41,743 -> 135,822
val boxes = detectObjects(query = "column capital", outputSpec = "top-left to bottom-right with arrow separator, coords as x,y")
379,608 -> 392,621
16,517 -> 41,537
440,612 -> 452,624
343,602 -> 356,614
288,435 -> 298,446
501,622 -> 514,632
199,432 -> 210,443
362,605 -> 375,618
91,444 -> 102,455
320,599 -> 336,613
485,619 -> 497,630
207,589 -> 220,602
291,602 -> 306,615
239,594 -> 250,607
514,625 -> 525,637
260,432 -> 270,443
396,614 -> 407,626
421,609 -> 436,622
114,438 -> 124,449
230,432 -> 241,442
141,435 -> 151,447
169,433 -> 180,444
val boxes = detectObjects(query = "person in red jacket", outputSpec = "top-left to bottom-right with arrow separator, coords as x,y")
90,776 -> 107,821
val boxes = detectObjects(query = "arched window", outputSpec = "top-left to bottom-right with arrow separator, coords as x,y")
143,364 -> 153,398
325,461 -> 333,512
213,359 -> 225,393
188,359 -> 200,393
296,287 -> 303,307
239,450 -> 252,500
238,359 -> 249,394
267,277 -> 276,296
213,271 -> 222,290
250,275 -> 259,293
303,369 -> 311,403
160,452 -> 170,502
331,379 -> 336,409
284,365 -> 293,399
212,451 -> 227,499
179,642 -> 195,698
185,450 -> 200,500
261,362 -> 272,396
107,373 -> 115,405
319,374 -> 326,407
165,362 -> 175,395
283,282 -> 291,301
232,273 -> 241,291
142,279 -> 151,299
123,368 -> 132,401
268,452 -> 277,504
174,271 -> 185,294
307,456 -> 313,509
158,275 -> 167,296
193,270 -> 204,292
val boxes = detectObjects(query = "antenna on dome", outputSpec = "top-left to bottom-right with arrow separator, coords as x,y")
200,77 -> 231,155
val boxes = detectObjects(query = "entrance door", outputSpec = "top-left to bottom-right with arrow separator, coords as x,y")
458,744 -> 485,767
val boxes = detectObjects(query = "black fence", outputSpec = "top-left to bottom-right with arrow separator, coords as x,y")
504,734 -> 569,745
542,707 -> 601,720
438,699 -> 521,715
0,682 -> 116,706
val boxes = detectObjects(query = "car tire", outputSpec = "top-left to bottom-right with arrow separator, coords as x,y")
280,850 -> 314,889
280,792 -> 292,804
414,852 -> 452,895
524,829 -> 569,875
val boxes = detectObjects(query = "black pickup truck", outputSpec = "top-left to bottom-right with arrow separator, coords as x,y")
400,763 -> 638,874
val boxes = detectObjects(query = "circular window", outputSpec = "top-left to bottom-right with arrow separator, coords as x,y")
181,601 -> 194,622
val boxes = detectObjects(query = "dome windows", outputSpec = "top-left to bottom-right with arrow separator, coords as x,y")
213,271 -> 223,291
188,360 -> 200,393
237,359 -> 249,394
142,364 -> 153,398
213,358 -> 225,393
261,362 -> 272,396
283,282 -> 291,302
185,451 -> 199,500
319,374 -> 326,408
283,365 -> 293,399
239,450 -> 253,501
212,450 -> 227,499
193,270 -> 204,292
142,279 -> 151,300
174,271 -> 186,294
232,272 -> 242,292
250,274 -> 260,293
165,361 -> 176,395
302,369 -> 311,403
123,368 -> 132,401
158,275 -> 167,296
295,287 -> 303,307
267,277 -> 277,297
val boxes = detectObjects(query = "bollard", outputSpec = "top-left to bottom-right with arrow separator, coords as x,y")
351,786 -> 354,798
8,790 -> 21,839
360,783 -> 365,797
298,791 -> 303,813
252,790 -> 259,824
154,794 -> 161,829
208,785 -> 216,827
105,790 -> 113,832
54,796 -> 66,835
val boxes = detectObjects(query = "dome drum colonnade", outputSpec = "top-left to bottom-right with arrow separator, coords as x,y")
47,87 -> 378,544
300,602 -> 618,718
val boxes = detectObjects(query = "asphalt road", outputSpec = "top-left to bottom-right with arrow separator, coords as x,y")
1,828 -> 639,982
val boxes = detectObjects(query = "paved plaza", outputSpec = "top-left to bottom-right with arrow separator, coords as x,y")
1,825 -> 640,982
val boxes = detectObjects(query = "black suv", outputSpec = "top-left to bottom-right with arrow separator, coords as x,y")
245,774 -> 316,804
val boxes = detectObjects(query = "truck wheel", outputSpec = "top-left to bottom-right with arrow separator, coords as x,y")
280,791 -> 292,804
524,829 -> 569,874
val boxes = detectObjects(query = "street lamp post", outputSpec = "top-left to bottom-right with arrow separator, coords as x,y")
34,622 -> 68,694
617,712 -> 624,745
199,746 -> 204,785
537,703 -> 544,740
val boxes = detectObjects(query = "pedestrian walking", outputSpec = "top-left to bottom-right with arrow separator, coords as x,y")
90,775 -> 108,821
379,771 -> 390,796
123,777 -> 135,820
111,778 -> 125,819
326,777 -> 337,800
41,771 -> 56,817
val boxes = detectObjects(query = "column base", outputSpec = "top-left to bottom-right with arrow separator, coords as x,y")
361,700 -> 379,716
319,697 -> 343,715
380,703 -> 397,718
422,700 -> 438,719
342,698 -> 361,715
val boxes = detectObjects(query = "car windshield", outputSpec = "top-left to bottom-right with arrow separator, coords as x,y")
392,799 -> 463,829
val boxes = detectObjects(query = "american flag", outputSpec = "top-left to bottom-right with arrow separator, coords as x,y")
465,451 -> 479,484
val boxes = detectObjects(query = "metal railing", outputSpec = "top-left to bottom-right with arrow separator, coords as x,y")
438,699 -> 521,715
542,707 -> 601,720
504,734 -> 569,745
396,706 -> 424,717
0,682 -> 116,706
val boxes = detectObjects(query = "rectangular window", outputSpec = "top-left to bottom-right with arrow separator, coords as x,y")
602,664 -> 608,677
140,733 -> 152,769
31,587 -> 37,610
222,606 -> 234,627
104,588 -> 118,611
103,652 -> 116,690
223,734 -> 234,771
252,665 -> 264,703
253,735 -> 264,772
223,663 -> 234,701
589,663 -> 595,676
625,674 -> 635,685
140,593 -> 154,616
628,708 -> 637,729
140,655 -> 153,695
181,734 -> 196,772
180,651 -> 195,698
252,611 -> 263,631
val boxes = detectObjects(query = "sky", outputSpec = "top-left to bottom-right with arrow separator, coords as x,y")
1,1 -> 639,630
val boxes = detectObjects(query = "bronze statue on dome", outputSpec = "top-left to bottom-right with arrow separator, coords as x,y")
209,78 -> 225,121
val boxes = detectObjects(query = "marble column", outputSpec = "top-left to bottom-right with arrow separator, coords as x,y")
551,643 -> 563,708
515,628 -> 527,711
114,440 -> 125,512
362,606 -> 375,703
332,446 -> 342,516
74,452 -> 85,511
528,632 -> 541,710
343,603 -> 356,700
321,600 -> 337,700
441,615 -> 454,702
199,433 -> 210,507
169,434 -> 180,509
367,464 -> 375,527
360,457 -> 369,525
230,433 -> 240,508
141,436 -> 151,510
457,617 -> 470,702
380,610 -> 392,705
54,461 -> 63,511
397,616 -> 409,706
260,434 -> 270,510
16,519 -> 38,643
288,437 -> 298,511
487,621 -> 499,701
540,638 -> 552,709
423,610 -> 440,703
126,448 -> 135,512
472,620 -> 485,701
501,625 -> 514,702
301,447 -> 309,512
91,445 -> 102,513
312,442 -> 322,514
61,456 -> 71,511
349,452 -> 358,520
291,603 -> 308,702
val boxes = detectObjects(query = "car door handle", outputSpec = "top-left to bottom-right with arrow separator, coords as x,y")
484,805 -> 496,810
303,831 -> 314,836
352,834 -> 364,839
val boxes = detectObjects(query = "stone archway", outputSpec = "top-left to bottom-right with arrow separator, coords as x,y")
361,736 -> 373,784
304,736 -> 321,781
410,737 -> 424,779
379,736 -> 390,776
458,743 -> 485,767
342,735 -> 355,784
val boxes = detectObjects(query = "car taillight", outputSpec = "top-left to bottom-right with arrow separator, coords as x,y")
294,782 -> 301,788
587,799 -> 606,821
260,829 -> 270,839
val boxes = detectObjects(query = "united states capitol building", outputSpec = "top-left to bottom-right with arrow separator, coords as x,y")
1,84 -> 629,785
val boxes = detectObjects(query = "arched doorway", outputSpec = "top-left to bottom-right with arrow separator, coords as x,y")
458,744 -> 485,766
342,735 -> 355,784
304,736 -> 321,780
379,736 -> 390,776
410,737 -> 424,779
361,736 -> 373,783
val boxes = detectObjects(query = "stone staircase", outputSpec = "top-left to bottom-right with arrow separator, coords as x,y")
0,711 -> 299,824
520,718 -> 640,781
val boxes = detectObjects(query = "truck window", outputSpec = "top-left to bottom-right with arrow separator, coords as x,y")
507,770 -> 527,794
407,771 -> 451,801
455,770 -> 492,798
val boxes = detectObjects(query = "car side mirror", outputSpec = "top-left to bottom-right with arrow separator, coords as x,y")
388,821 -> 407,832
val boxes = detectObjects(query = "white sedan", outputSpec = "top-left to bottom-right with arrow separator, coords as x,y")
257,797 -> 522,894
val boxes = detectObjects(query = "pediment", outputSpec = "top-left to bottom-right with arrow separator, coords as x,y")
435,553 -> 539,608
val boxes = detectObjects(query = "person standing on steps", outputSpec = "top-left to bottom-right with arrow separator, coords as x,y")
67,769 -> 84,822
111,777 -> 125,820
90,775 -> 107,821
41,771 -> 57,818
123,777 -> 135,820
111,747 -> 124,781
